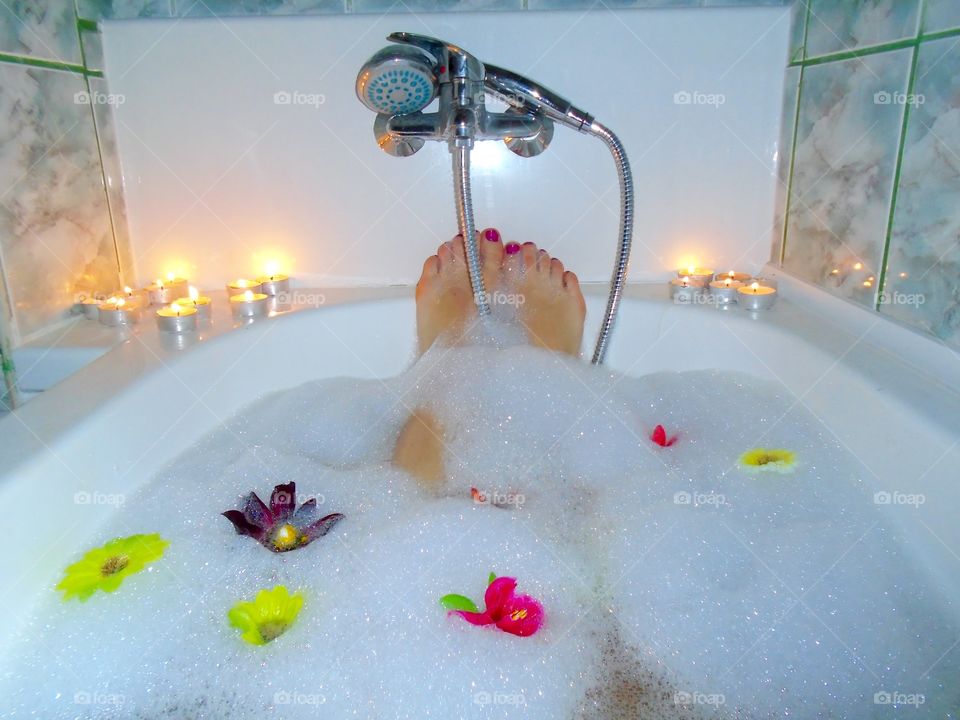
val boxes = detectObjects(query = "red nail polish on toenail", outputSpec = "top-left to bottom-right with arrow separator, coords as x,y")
505,242 -> 521,255
485,228 -> 500,242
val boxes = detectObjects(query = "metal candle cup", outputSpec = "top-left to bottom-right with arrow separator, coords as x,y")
174,295 -> 211,321
229,290 -> 269,319
677,267 -> 713,286
708,278 -> 743,305
98,299 -> 140,326
669,277 -> 703,304
155,303 -> 199,332
147,279 -> 187,305
81,297 -> 102,319
736,283 -> 777,311
255,274 -> 290,297
715,270 -> 751,283
226,279 -> 262,297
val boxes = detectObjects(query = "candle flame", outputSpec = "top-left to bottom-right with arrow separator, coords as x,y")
243,290 -> 254,301
681,276 -> 689,287
727,270 -> 735,278
116,298 -> 125,308
863,280 -> 873,288
686,265 -> 696,275
155,278 -> 164,289
724,279 -> 732,287
189,286 -> 199,301
166,271 -> 176,281
236,279 -> 248,288
264,261 -> 279,280
124,285 -> 133,295
750,282 -> 760,292
853,262 -> 863,271
170,302 -> 182,315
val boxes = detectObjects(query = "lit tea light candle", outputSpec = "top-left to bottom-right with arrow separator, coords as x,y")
229,289 -> 269,319
174,286 -> 212,321
669,276 -> 703,303
156,301 -> 199,333
226,278 -> 262,297
122,285 -> 147,308
677,265 -> 713,286
256,262 -> 291,297
147,274 -> 188,305
716,269 -> 751,283
708,277 -> 743,304
736,281 -> 777,311
98,297 -> 140,326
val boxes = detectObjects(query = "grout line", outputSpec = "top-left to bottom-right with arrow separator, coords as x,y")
778,0 -> 810,267
0,51 -> 87,74
874,32 -> 922,311
789,25 -> 960,69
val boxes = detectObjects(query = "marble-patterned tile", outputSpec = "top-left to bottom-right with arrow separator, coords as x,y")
76,0 -> 173,21
881,37 -> 960,350
89,77 -> 135,287
0,1 -> 82,64
788,0 -> 807,63
805,0 -> 920,59
782,49 -> 911,307
924,0 -> 960,33
81,26 -> 104,71
771,65 -> 799,263
352,0 -> 519,12
175,0 -> 344,15
0,66 -> 119,342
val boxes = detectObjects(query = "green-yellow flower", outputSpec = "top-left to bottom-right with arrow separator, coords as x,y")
228,585 -> 304,645
56,533 -> 169,601
739,448 -> 796,473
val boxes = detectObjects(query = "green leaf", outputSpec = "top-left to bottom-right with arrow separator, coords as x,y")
488,572 -> 496,586
439,594 -> 479,613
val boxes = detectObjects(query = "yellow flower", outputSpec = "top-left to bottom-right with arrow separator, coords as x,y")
739,448 -> 796,473
228,585 -> 304,645
56,533 -> 169,601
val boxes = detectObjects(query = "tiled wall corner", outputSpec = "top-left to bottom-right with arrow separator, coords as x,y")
775,0 -> 960,350
881,36 -> 960,349
770,64 -> 799,262
0,2 -> 131,369
0,65 -> 118,341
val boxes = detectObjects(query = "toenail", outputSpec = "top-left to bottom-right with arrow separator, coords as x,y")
505,242 -> 521,255
484,228 -> 500,242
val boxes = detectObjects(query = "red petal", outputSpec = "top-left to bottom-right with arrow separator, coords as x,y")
303,512 -> 344,541
454,610 -> 495,627
270,482 -> 297,519
665,434 -> 679,447
242,491 -> 272,528
483,576 -> 517,620
651,425 -> 667,446
496,594 -> 544,637
222,510 -> 266,540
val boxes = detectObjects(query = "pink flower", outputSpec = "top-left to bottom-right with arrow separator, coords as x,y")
452,577 -> 544,637
651,424 -> 678,447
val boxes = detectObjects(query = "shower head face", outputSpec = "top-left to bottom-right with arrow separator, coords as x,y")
356,46 -> 437,116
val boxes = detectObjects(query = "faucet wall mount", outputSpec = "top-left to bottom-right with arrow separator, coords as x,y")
356,33 -> 634,365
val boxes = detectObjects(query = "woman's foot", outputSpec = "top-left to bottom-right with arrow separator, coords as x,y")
415,228 -> 504,354
505,242 -> 586,356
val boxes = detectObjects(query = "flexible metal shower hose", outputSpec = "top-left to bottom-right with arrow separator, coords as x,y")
588,122 -> 634,365
452,146 -> 491,317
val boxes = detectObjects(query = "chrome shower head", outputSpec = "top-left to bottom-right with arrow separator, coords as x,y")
355,46 -> 437,116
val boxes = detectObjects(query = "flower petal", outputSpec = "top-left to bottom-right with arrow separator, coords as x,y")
483,576 -> 517,619
651,424 -> 667,446
303,512 -> 344,542
454,610 -> 495,627
241,491 -> 272,528
291,497 -> 319,527
222,510 -> 266,540
270,482 -> 297,519
496,594 -> 544,637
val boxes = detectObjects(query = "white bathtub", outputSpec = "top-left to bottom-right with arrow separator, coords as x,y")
1,274 -> 958,670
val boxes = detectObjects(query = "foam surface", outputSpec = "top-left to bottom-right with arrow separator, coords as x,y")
2,326 -> 957,719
